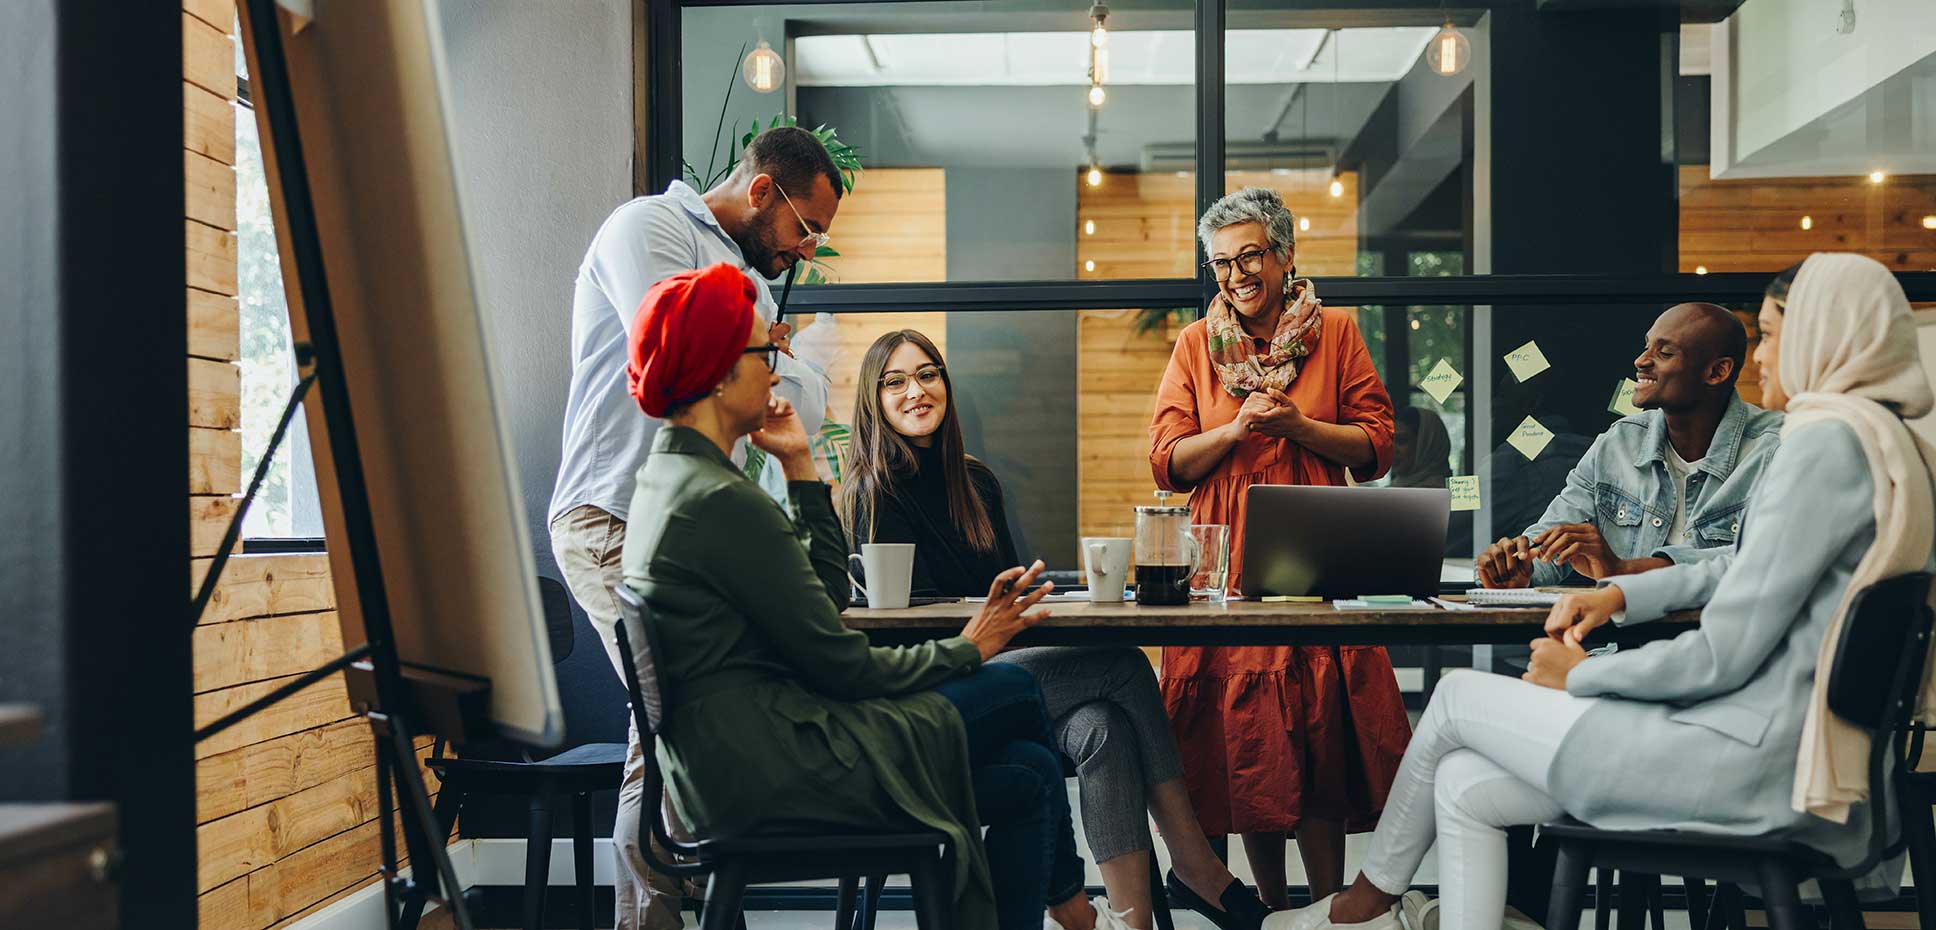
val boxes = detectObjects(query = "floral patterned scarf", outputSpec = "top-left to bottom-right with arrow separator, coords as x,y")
1205,277 -> 1324,398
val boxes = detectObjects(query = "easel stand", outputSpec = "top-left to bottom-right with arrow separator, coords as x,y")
190,3 -> 497,927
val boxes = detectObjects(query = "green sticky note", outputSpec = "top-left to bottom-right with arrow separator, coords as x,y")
1359,595 -> 1415,605
1609,378 -> 1643,417
1504,341 -> 1551,382
1449,475 -> 1481,512
1420,359 -> 1464,405
1507,416 -> 1555,461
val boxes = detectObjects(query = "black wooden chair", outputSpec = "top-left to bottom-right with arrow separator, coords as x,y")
612,584 -> 957,930
419,577 -> 628,930
1541,572 -> 1936,930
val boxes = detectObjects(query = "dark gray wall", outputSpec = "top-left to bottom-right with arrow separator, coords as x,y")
435,0 -> 634,585
943,168 -> 1080,568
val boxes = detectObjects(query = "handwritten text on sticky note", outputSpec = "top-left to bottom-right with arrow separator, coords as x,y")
1449,475 -> 1481,511
1420,359 -> 1464,405
1609,379 -> 1643,417
1504,341 -> 1551,382
1507,416 -> 1555,460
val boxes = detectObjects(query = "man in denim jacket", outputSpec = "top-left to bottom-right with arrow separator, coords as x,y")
1478,303 -> 1783,588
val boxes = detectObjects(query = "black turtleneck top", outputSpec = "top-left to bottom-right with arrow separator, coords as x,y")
851,443 -> 1021,598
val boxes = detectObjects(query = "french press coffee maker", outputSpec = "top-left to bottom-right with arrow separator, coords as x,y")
1134,491 -> 1197,606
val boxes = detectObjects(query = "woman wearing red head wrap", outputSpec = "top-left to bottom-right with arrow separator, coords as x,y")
616,264 -> 1128,930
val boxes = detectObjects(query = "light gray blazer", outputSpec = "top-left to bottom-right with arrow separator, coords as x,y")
1550,420 -> 1933,867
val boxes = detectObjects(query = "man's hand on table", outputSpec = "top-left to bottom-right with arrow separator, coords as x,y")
1477,536 -> 1535,588
1543,586 -> 1625,646
1531,523 -> 1630,580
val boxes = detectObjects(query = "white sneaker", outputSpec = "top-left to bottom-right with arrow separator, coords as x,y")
1263,893 -> 1401,930
1393,891 -> 1547,930
1044,895 -> 1137,930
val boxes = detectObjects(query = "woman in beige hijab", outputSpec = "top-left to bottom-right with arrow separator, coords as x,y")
1263,253 -> 1936,930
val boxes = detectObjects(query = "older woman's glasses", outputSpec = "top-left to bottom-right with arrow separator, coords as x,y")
773,182 -> 832,250
1200,248 -> 1271,282
743,344 -> 781,372
879,365 -> 945,394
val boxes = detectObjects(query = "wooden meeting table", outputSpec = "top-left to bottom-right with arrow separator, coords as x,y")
844,597 -> 1699,649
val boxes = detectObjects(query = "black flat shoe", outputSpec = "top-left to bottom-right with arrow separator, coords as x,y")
1165,869 -> 1271,930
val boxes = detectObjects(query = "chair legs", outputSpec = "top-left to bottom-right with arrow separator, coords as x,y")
698,861 -> 747,930
836,875 -> 860,930
524,795 -> 556,930
1593,868 -> 1614,930
1683,876 -> 1710,930
1546,843 -> 1591,930
571,793 -> 595,930
908,852 -> 952,930
1753,862 -> 1805,930
857,872 -> 886,930
1903,780 -> 1936,930
1820,878 -> 1866,930
1615,872 -> 1652,930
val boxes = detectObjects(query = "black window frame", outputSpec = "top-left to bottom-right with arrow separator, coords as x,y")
638,0 -> 1936,312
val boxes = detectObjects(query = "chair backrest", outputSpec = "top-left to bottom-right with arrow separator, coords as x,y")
1822,571 -> 1935,877
541,575 -> 630,746
611,584 -> 704,869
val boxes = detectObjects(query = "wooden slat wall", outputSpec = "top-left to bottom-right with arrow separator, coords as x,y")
1678,165 -> 1936,274
182,6 -> 443,927
1074,169 -> 1360,537
792,168 -> 948,439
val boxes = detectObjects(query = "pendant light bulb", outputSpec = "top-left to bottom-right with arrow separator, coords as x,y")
1328,178 -> 1344,198
1087,165 -> 1103,187
1298,216 -> 1311,232
1426,22 -> 1470,77
743,40 -> 785,94
1088,84 -> 1107,108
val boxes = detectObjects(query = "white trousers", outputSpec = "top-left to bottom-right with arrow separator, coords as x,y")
1359,670 -> 1595,930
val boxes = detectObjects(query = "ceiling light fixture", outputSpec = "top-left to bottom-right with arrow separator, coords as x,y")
1086,164 -> 1103,187
743,40 -> 785,94
1084,259 -> 1096,272
1088,84 -> 1106,107
1695,265 -> 1709,275
1087,2 -> 1109,110
1298,216 -> 1311,232
1800,215 -> 1813,230
1329,178 -> 1344,198
1870,170 -> 1886,184
1426,20 -> 1470,77
1922,215 -> 1936,230
1084,218 -> 1096,236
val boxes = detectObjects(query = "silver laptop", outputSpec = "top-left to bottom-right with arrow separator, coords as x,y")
1241,484 -> 1451,599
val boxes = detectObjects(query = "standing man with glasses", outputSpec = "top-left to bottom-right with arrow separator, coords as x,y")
547,126 -> 843,930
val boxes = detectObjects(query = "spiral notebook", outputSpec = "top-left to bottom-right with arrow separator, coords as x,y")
1463,588 -> 1565,608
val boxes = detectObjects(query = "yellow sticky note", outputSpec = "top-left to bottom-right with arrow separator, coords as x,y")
1609,378 -> 1643,417
1504,341 -> 1551,382
1449,475 -> 1481,511
1419,359 -> 1464,405
1507,416 -> 1555,460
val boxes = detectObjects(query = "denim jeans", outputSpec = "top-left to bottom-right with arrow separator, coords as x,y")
934,663 -> 1088,930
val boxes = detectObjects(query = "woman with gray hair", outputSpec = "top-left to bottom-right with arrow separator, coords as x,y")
1148,187 -> 1409,910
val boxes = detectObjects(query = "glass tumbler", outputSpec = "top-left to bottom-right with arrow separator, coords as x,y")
1189,524 -> 1230,602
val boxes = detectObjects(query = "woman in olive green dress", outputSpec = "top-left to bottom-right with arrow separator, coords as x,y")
615,263 -> 1127,930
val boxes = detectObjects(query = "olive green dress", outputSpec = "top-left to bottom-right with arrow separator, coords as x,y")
620,427 -> 995,927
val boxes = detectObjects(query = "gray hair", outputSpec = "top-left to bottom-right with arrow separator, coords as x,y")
1196,187 -> 1297,260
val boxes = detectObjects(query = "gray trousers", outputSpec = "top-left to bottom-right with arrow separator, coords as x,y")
549,505 -> 685,930
992,646 -> 1185,863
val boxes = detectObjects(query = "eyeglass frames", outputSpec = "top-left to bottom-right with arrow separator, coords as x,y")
772,182 -> 832,250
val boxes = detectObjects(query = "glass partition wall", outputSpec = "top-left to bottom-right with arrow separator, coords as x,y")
645,0 -> 1936,572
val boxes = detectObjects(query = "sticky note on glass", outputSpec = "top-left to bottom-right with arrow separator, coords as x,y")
1504,341 -> 1551,382
1608,379 -> 1643,417
1449,475 -> 1481,511
1419,359 -> 1464,405
1507,416 -> 1555,460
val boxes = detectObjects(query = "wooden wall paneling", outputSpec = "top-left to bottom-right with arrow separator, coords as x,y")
183,0 -> 233,32
190,425 -> 242,496
185,81 -> 238,166
193,553 -> 335,625
188,149 -> 239,231
189,354 -> 242,428
187,219 -> 240,294
1677,165 -> 1936,273
182,11 -> 237,99
192,495 -> 241,557
190,288 -> 241,361
193,673 -> 352,760
192,611 -> 345,694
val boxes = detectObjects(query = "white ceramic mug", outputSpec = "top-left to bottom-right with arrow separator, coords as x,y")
848,543 -> 916,609
1080,537 -> 1133,603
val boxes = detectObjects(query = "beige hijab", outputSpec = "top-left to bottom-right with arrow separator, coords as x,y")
1782,253 -> 1936,823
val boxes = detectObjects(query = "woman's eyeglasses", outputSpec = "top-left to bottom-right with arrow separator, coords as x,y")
743,344 -> 781,372
1200,248 -> 1272,282
773,183 -> 833,250
879,365 -> 945,394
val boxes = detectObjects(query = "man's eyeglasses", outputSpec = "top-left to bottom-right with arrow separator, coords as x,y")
773,183 -> 832,250
879,365 -> 945,394
1200,248 -> 1272,282
743,344 -> 781,372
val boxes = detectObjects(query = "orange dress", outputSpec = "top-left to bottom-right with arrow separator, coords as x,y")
1148,308 -> 1412,836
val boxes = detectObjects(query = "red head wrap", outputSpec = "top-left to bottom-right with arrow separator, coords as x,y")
626,263 -> 758,418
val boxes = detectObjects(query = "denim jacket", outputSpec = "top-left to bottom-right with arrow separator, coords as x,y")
1524,395 -> 1784,586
